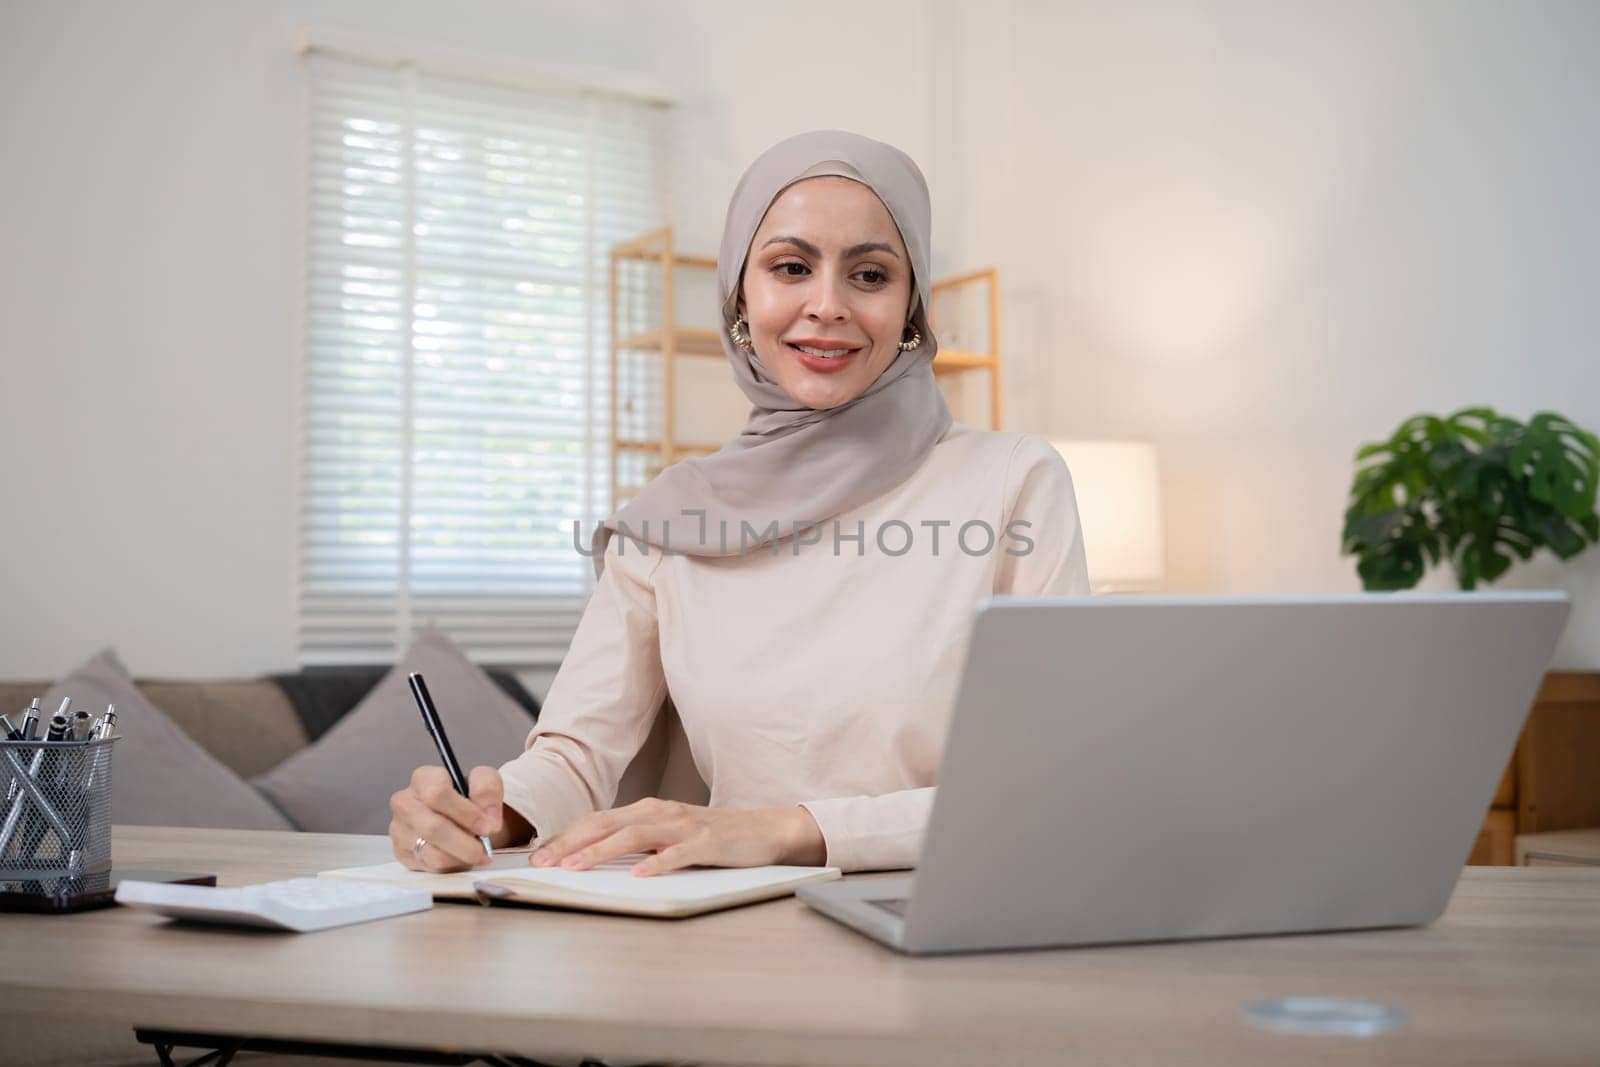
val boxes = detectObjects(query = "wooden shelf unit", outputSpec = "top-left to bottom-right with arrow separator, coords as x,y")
929,266 -> 1003,430
608,227 -> 723,510
1468,671 -> 1600,865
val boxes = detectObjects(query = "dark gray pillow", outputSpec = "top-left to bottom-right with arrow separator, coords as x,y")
41,649 -> 294,831
253,626 -> 535,834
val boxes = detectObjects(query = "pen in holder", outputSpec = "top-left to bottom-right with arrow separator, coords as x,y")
0,734 -> 118,881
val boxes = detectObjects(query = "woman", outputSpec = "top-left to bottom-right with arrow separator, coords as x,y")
390,129 -> 1089,877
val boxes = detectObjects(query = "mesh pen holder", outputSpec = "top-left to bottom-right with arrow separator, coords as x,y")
0,737 -> 117,881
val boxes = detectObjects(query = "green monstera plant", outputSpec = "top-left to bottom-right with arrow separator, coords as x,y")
1342,407 -> 1600,591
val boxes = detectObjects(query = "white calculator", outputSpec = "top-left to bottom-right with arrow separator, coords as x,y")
115,877 -> 432,932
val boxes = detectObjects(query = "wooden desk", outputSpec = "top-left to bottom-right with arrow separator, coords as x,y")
5,827 -> 1600,1067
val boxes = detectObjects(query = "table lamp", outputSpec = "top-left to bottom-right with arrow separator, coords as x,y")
1047,440 -> 1165,593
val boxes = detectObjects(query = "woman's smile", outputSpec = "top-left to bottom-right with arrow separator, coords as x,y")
786,338 -> 864,373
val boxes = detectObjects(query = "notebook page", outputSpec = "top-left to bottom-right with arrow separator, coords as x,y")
320,846 -> 538,894
481,854 -> 838,905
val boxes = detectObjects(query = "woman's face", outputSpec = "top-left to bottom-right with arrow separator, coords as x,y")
737,176 -> 914,410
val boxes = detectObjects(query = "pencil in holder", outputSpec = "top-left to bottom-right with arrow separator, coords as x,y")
0,736 -> 118,881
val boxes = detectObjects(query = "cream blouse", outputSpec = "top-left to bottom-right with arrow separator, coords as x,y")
498,422 -> 1091,872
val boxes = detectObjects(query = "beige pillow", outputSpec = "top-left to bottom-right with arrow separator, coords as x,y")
41,649 -> 294,830
253,626 -> 536,834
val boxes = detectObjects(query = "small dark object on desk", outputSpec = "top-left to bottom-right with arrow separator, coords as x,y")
0,868 -> 216,913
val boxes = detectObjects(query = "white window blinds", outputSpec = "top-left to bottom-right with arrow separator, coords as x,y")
298,52 -> 666,666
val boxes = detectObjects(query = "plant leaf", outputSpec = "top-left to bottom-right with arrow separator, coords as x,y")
1343,406 -> 1600,590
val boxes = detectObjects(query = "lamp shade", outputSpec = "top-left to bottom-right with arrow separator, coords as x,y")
1047,440 -> 1165,593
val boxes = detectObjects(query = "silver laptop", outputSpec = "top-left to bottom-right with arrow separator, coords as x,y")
797,592 -> 1570,955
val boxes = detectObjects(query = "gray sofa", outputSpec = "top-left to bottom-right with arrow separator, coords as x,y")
2,668 -> 702,1067
1,668 -> 542,790
2,671 -> 521,1067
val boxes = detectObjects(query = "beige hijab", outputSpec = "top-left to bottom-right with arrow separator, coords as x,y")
590,129 -> 952,577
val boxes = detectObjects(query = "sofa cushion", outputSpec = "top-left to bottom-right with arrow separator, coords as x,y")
135,680 -> 308,778
252,626 -> 536,834
40,650 -> 295,831
267,665 -> 540,744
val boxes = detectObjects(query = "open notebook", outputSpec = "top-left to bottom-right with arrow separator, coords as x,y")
319,847 -> 841,919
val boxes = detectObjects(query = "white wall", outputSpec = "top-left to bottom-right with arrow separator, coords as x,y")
4,0 -> 1599,689
933,0 -> 1600,667
0,0 -> 941,690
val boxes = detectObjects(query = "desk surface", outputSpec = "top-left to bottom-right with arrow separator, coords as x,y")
5,826 -> 1600,1067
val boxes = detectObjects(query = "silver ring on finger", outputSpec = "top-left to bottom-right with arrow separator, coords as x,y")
413,835 -> 428,863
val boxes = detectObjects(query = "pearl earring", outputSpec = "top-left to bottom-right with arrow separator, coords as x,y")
897,323 -> 923,352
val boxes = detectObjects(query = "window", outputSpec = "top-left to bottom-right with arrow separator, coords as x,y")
297,51 -> 666,666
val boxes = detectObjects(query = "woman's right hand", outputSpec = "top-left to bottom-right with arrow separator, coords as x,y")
388,764 -> 531,871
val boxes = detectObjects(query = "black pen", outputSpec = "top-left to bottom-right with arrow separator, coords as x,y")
406,672 -> 493,860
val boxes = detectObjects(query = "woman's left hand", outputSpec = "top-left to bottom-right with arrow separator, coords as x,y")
528,798 -> 826,876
